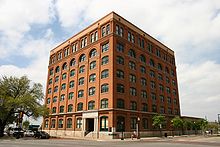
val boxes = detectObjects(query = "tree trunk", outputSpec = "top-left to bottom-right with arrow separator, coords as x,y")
0,120 -> 5,137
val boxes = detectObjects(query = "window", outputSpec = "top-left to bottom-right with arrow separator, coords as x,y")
131,118 -> 137,129
49,68 -> 53,75
101,69 -> 109,79
167,97 -> 172,104
54,86 -> 58,93
149,59 -> 155,67
119,27 -> 123,37
47,98 -> 50,104
89,49 -> 97,58
67,104 -> 73,112
90,61 -> 96,69
117,84 -> 124,93
116,25 -> 123,37
150,70 -> 155,78
166,77 -> 170,84
70,70 -> 75,77
171,69 -> 175,76
78,77 -> 84,85
141,78 -> 147,86
72,43 -> 78,53
159,84 -> 164,91
68,92 -> 74,100
60,94 -> 65,101
79,65 -> 85,73
140,55 -> 146,63
45,120 -> 49,128
116,70 -> 124,79
172,80 -> 176,86
102,42 -> 109,52
70,58 -> 76,66
130,101 -> 137,110
48,88 -> 52,94
79,54 -> 86,62
116,116 -> 125,132
142,103 -> 148,112
88,101 -> 95,110
165,67 -> 169,74
89,74 -> 96,82
173,89 -> 177,95
116,43 -> 124,52
117,99 -> 124,108
61,83 -> 66,90
62,62 -> 67,70
128,49 -> 136,58
58,119 -> 63,128
55,66 -> 60,73
160,107 -> 165,114
148,43 -> 153,53
141,90 -> 147,98
51,119 -> 56,128
57,52 -> 62,60
168,108 -> 172,114
62,73 -> 67,80
77,103 -> 83,111
151,93 -> 156,101
160,95 -> 164,103
142,118 -> 148,129
131,34 -> 135,43
116,56 -> 124,65
55,76 -> 59,82
100,116 -> 108,131
76,118 -> 82,128
152,105 -> 157,112
101,84 -> 109,93
102,26 -> 106,37
78,90 -> 84,98
128,31 -> 131,41
158,74 -> 163,81
52,107 -> 56,113
130,87 -> 136,96
53,96 -> 57,103
129,74 -> 136,83
81,37 -> 87,48
49,78 -> 52,85
140,66 -> 146,74
69,81 -> 74,88
89,87 -> 95,96
129,61 -> 136,70
158,63 -> 163,71
141,39 -> 145,48
166,87 -> 171,94
101,56 -> 109,65
174,99 -> 177,105
67,118 -> 72,128
150,81 -> 156,89
90,32 -> 98,43
106,24 -> 110,34
101,99 -> 108,108
59,106 -> 64,113
156,49 -> 161,57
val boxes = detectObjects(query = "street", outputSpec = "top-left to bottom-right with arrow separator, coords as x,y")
0,136 -> 220,147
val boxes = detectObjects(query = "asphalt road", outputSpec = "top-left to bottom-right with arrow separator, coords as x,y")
0,136 -> 220,147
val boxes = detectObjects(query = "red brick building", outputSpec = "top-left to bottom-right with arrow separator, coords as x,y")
43,12 -> 180,139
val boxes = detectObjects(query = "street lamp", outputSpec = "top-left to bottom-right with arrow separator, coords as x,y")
136,117 -> 140,139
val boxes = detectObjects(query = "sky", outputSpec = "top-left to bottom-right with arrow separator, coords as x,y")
0,0 -> 220,124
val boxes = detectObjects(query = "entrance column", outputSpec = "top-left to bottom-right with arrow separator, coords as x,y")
94,117 -> 99,138
82,118 -> 86,136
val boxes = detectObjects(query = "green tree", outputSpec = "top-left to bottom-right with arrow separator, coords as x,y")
171,116 -> 183,136
199,119 -> 208,135
182,120 -> 193,135
152,115 -> 165,137
0,76 -> 49,137
22,120 -> 30,130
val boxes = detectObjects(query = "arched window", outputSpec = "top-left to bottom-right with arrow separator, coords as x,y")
128,49 -> 136,58
45,120 -> 49,128
101,56 -> 109,65
117,99 -> 124,108
149,59 -> 155,67
59,106 -> 64,113
51,119 -> 56,128
77,102 -> 83,111
79,54 -> 86,62
89,49 -> 97,58
89,87 -> 95,96
58,119 -> 63,128
67,118 -> 72,128
55,66 -> 60,73
70,58 -> 76,66
158,63 -> 163,71
78,90 -> 84,98
101,84 -> 109,93
100,116 -> 108,131
165,67 -> 170,74
88,101 -> 95,110
68,104 -> 73,112
140,54 -> 146,63
130,101 -> 137,110
116,116 -> 125,131
101,69 -> 109,79
62,62 -> 67,70
101,99 -> 108,108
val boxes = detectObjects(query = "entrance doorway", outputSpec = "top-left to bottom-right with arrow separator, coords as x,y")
86,118 -> 94,132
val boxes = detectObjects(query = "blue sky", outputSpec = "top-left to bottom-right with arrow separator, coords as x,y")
0,0 -> 220,124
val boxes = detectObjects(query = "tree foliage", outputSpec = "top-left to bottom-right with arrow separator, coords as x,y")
171,116 -> 183,129
152,115 -> 165,129
0,76 -> 49,137
22,120 -> 30,130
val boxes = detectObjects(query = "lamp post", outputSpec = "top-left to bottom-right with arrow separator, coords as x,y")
121,121 -> 124,140
136,117 -> 140,139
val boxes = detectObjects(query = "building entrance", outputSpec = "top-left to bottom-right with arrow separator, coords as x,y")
86,118 -> 94,132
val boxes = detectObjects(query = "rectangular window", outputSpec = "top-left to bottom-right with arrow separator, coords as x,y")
130,118 -> 137,129
76,118 -> 82,128
116,43 -> 124,52
102,42 -> 109,52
